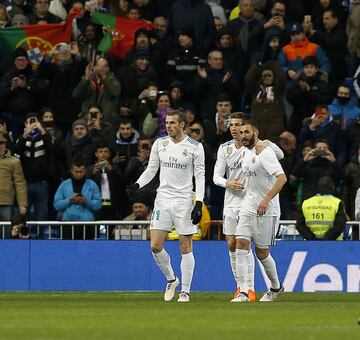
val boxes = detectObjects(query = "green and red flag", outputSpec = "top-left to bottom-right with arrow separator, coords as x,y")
0,10 -> 77,65
91,13 -> 152,60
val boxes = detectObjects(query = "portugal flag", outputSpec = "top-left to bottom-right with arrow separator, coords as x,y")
91,13 -> 152,60
0,11 -> 77,65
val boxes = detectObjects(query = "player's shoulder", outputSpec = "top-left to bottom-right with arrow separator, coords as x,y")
185,136 -> 201,147
156,136 -> 170,145
219,140 -> 235,149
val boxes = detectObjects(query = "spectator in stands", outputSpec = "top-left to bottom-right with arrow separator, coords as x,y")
0,133 -> 27,238
296,176 -> 346,240
168,0 -> 216,55
291,138 -> 344,203
165,25 -> 205,99
10,213 -> 29,239
15,113 -> 51,235
127,3 -> 141,20
244,60 -> 286,141
298,104 -> 345,166
278,131 -> 297,219
311,0 -> 346,30
0,4 -> 10,27
113,117 -> 139,170
119,191 -> 153,239
168,80 -> 185,109
152,16 -> 174,62
253,27 -> 283,64
193,50 -> 241,119
308,9 -> 348,85
53,159 -> 101,239
73,57 -> 121,126
116,49 -> 158,122
278,22 -> 331,81
202,93 -> 232,148
225,0 -> 264,63
27,0 -> 62,24
215,27 -> 247,89
38,42 -> 85,136
86,104 -> 114,147
287,56 -> 331,135
77,23 -> 100,64
142,92 -> 173,138
133,0 -> 164,22
71,1 -> 92,40
342,145 -> 360,221
214,15 -> 224,32
108,0 -> 129,17
346,0 -> 360,66
10,13 -> 29,26
87,144 -> 125,222
0,48 -> 43,141
345,114 -> 360,161
0,120 -> 13,152
6,0 -> 33,18
328,85 -> 360,130
64,119 -> 94,168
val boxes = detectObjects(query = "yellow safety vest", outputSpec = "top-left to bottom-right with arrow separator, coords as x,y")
302,195 -> 342,240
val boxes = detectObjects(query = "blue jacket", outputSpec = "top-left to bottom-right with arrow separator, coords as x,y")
53,179 -> 102,221
328,99 -> 360,129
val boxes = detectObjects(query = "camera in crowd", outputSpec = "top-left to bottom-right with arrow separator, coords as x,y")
57,43 -> 71,53
314,149 -> 329,157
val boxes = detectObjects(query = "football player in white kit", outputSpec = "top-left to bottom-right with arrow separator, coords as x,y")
232,122 -> 287,302
128,110 -> 205,303
213,113 -> 284,302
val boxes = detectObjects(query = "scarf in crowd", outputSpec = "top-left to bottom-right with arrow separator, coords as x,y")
255,85 -> 274,103
238,17 -> 252,53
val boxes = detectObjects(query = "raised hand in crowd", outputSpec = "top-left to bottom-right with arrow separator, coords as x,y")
11,75 -> 27,91
85,64 -> 94,80
197,65 -> 207,79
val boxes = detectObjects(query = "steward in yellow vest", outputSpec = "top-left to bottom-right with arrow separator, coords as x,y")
296,176 -> 346,240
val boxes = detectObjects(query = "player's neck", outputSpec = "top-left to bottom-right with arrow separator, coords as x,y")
170,132 -> 187,144
234,139 -> 242,149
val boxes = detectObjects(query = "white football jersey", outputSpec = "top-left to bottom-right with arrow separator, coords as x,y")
240,146 -> 285,216
137,135 -> 205,201
213,140 -> 246,208
213,140 -> 284,208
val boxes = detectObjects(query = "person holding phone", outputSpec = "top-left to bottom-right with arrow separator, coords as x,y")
85,105 -> 114,146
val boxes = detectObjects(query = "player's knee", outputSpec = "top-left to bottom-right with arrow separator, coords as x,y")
151,244 -> 163,253
255,247 -> 269,260
226,237 -> 236,251
236,237 -> 250,249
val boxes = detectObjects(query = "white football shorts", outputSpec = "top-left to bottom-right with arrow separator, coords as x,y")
150,199 -> 197,235
223,207 -> 240,235
236,214 -> 279,248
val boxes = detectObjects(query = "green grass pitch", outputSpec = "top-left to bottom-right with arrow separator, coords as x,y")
0,292 -> 359,340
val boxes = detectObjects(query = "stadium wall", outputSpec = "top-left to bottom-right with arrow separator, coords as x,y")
0,240 -> 359,292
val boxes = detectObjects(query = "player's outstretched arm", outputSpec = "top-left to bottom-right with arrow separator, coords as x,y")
213,146 -> 227,188
194,144 -> 205,202
257,173 -> 287,215
136,139 -> 160,189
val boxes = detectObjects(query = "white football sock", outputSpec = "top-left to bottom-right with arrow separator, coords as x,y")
229,251 -> 240,288
260,254 -> 280,289
236,249 -> 249,293
247,248 -> 255,291
152,249 -> 176,281
180,252 -> 195,293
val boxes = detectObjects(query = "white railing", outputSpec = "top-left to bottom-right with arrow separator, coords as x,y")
0,220 -> 359,240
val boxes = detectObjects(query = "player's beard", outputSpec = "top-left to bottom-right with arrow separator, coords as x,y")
243,133 -> 256,148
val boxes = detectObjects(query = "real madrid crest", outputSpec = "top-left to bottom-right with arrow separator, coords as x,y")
163,141 -> 169,147
252,156 -> 256,163
182,149 -> 188,157
227,146 -> 233,156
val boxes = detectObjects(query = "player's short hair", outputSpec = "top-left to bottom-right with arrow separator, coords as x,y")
230,112 -> 245,121
242,120 -> 259,133
167,109 -> 186,124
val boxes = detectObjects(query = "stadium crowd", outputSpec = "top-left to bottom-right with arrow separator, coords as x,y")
0,0 -> 360,239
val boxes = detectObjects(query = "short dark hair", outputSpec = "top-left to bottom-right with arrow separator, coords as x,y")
230,112 -> 245,121
167,109 -> 186,124
71,158 -> 86,168
314,138 -> 329,147
324,9 -> 340,19
242,120 -> 259,132
217,93 -> 232,103
119,117 -> 134,127
24,112 -> 38,121
314,104 -> 329,111
11,213 -> 26,226
94,143 -> 111,152
317,176 -> 335,194
87,104 -> 103,113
